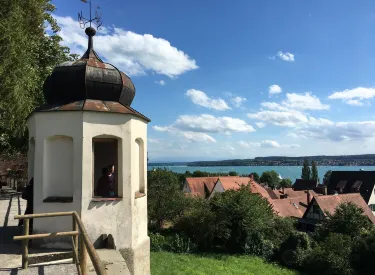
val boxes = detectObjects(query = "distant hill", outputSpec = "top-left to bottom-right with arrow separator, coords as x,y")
186,154 -> 375,167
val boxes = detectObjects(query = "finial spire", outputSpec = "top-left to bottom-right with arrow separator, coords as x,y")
78,0 -> 102,30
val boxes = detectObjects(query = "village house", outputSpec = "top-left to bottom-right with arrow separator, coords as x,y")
299,193 -> 375,232
326,171 -> 375,214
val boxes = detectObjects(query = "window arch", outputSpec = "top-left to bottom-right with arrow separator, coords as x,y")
135,138 -> 145,194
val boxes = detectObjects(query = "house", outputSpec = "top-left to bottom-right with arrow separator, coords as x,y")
272,190 -> 313,219
326,171 -> 375,214
299,193 -> 375,232
293,179 -> 319,191
267,187 -> 319,200
209,176 -> 251,199
182,177 -> 218,198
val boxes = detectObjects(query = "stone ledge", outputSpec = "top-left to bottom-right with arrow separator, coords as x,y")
91,197 -> 122,202
135,192 -> 146,199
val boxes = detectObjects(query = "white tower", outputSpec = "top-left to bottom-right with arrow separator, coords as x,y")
27,26 -> 150,275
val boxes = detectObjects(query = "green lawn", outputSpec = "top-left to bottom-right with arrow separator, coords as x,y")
151,252 -> 300,275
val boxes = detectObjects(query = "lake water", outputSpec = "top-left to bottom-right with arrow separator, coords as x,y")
148,165 -> 375,182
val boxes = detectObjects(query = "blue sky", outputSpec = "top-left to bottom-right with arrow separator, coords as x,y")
52,0 -> 375,162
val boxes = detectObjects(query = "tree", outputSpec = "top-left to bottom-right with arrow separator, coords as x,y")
279,178 -> 292,193
228,171 -> 238,176
311,160 -> 319,183
301,159 -> 311,180
148,169 -> 186,230
323,170 -> 332,185
260,170 -> 280,189
0,0 -> 77,155
250,172 -> 260,182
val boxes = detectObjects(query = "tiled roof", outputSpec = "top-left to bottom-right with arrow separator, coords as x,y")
185,177 -> 219,197
218,177 -> 251,190
313,193 -> 375,224
327,171 -> 375,203
272,196 -> 309,218
249,181 -> 272,202
293,179 -> 319,191
267,188 -> 319,199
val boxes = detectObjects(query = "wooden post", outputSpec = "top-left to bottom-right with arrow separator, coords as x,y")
73,216 -> 78,264
22,219 -> 29,269
79,235 -> 88,275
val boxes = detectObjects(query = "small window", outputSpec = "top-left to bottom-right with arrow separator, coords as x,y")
370,204 -> 375,211
92,137 -> 121,198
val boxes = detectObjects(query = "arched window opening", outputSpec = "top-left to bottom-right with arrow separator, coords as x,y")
92,136 -> 121,198
135,138 -> 145,194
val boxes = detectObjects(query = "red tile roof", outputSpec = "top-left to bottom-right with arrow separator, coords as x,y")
249,181 -> 272,202
218,177 -> 251,190
313,193 -> 375,224
272,197 -> 308,218
268,188 -> 319,199
185,177 -> 219,197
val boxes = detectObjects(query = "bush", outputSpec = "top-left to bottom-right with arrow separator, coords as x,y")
351,229 -> 375,275
149,232 -> 196,253
278,231 -> 312,268
244,232 -> 275,260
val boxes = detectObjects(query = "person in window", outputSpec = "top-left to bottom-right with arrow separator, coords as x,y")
97,167 -> 115,197
108,164 -> 116,197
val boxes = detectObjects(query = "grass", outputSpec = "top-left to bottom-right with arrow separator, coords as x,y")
151,252 -> 300,275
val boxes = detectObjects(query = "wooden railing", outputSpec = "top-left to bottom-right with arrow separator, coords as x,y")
13,211 -> 108,275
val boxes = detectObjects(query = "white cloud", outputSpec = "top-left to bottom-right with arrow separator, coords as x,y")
269,85 -> 282,95
238,140 -> 299,149
182,132 -> 216,143
277,51 -> 295,62
175,114 -> 255,133
261,102 -> 288,111
186,89 -> 231,111
247,110 -> 308,127
148,138 -> 160,144
152,126 -> 169,132
53,15 -> 198,77
231,96 -> 247,108
255,122 -> 266,128
282,92 -> 330,110
155,80 -> 165,86
328,87 -> 375,106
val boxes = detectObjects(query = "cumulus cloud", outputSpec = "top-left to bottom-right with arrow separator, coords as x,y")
260,102 -> 288,111
269,85 -> 282,95
155,80 -> 166,86
255,122 -> 266,128
282,92 -> 330,110
328,87 -> 375,106
275,51 -> 295,62
231,96 -> 247,108
152,125 -> 216,143
53,15 -> 198,77
247,110 -> 308,127
186,89 -> 231,111
238,140 -> 299,149
175,114 -> 255,133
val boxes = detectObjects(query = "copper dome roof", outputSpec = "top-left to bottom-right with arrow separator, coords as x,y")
43,27 -> 135,107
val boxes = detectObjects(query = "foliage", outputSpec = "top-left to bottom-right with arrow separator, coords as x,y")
228,171 -> 238,176
151,252 -> 301,275
301,233 -> 354,275
323,170 -> 332,184
278,231 -> 313,268
311,161 -> 319,183
149,232 -> 196,253
314,202 -> 373,240
301,159 -> 311,180
279,178 -> 292,189
351,229 -> 375,275
0,0 -> 77,155
260,170 -> 281,189
250,172 -> 260,182
148,169 -> 187,230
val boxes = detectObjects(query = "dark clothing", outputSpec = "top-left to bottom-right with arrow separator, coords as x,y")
109,173 -> 115,191
97,175 -> 112,197
19,179 -> 34,233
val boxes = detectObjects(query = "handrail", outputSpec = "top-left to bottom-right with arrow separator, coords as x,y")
14,211 -> 108,275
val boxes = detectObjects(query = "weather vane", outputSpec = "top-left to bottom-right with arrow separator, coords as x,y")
78,0 -> 102,30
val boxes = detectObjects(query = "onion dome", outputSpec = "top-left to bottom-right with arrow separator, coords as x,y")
43,27 -> 135,107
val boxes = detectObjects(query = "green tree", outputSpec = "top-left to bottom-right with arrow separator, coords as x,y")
0,0 -> 77,155
351,229 -> 375,275
250,172 -> 260,182
301,159 -> 311,180
323,170 -> 332,184
228,171 -> 238,176
148,169 -> 186,230
279,178 -> 292,193
311,160 -> 319,182
260,170 -> 281,189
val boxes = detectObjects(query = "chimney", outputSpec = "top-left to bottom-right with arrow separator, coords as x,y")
306,190 -> 312,205
323,186 -> 327,195
249,174 -> 254,181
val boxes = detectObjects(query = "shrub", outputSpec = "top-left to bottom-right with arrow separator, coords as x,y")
351,229 -> 375,275
149,232 -> 196,253
244,232 -> 274,260
278,231 -> 312,268
150,232 -> 166,252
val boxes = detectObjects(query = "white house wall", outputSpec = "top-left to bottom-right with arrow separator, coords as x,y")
208,180 -> 224,199
182,180 -> 191,193
368,186 -> 375,215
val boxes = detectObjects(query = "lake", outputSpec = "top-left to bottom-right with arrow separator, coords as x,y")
147,165 -> 375,182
